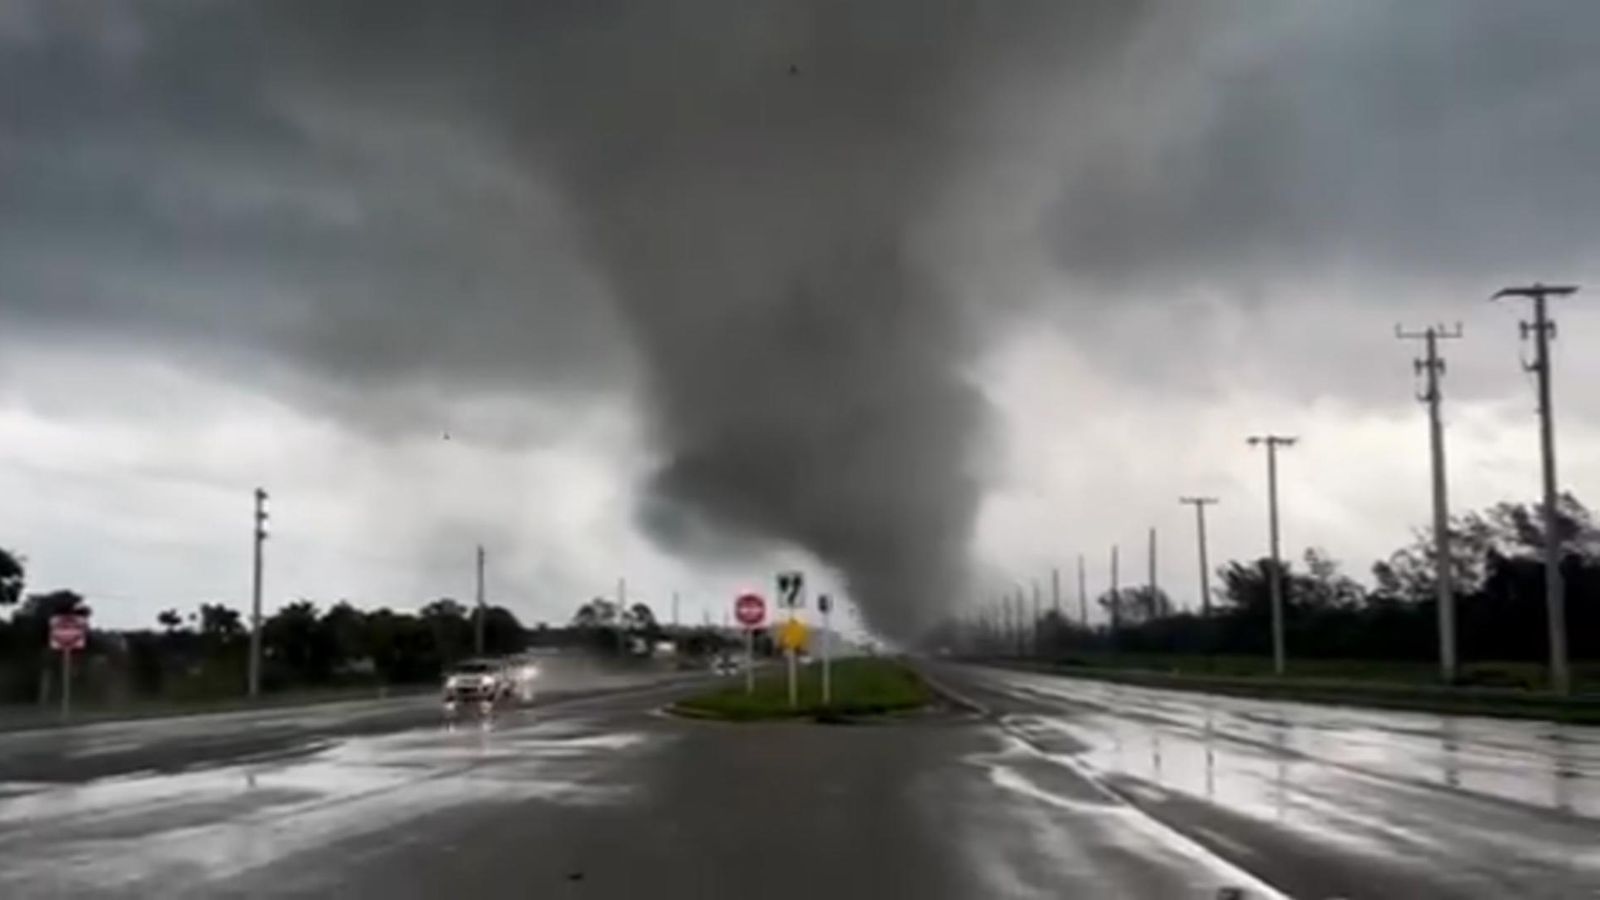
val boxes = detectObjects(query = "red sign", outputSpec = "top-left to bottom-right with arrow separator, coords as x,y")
734,593 -> 766,628
49,614 -> 87,652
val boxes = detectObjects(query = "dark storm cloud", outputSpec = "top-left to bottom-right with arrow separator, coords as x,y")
0,0 -> 1148,638
6,1 -> 1598,636
0,1 -> 626,424
486,0 -> 1150,637
1049,2 -> 1600,290
200,0 -> 1151,638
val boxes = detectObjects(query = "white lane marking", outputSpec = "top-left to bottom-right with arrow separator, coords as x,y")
974,718 -> 1292,900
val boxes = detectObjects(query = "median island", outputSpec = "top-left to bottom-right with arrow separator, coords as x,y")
672,657 -> 932,722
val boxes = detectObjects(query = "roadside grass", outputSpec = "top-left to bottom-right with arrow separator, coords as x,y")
673,657 -> 931,722
0,683 -> 434,732
993,654 -> 1600,724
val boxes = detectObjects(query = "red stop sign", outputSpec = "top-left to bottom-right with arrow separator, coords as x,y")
734,593 -> 766,627
50,614 -> 87,651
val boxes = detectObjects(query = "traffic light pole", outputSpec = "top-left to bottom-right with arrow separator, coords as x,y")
820,594 -> 833,706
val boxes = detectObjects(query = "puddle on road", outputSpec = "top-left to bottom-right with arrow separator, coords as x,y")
975,671 -> 1600,893
991,671 -> 1600,820
0,715 -> 662,895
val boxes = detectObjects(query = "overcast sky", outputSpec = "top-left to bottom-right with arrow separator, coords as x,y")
4,1 -> 1600,636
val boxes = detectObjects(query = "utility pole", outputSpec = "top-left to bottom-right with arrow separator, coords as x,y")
1031,579 -> 1041,656
1109,544 -> 1120,644
1397,322 -> 1464,683
1179,497 -> 1219,618
1015,589 -> 1026,657
1077,554 -> 1087,628
1494,283 -> 1579,694
248,488 -> 268,699
1000,593 -> 1011,656
474,544 -> 486,656
1051,567 -> 1061,616
1002,595 -> 1012,656
617,577 -> 628,657
1248,435 -> 1297,675
672,591 -> 680,630
1148,527 -> 1158,612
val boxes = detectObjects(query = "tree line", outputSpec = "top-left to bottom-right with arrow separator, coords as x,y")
0,555 -> 740,706
943,494 -> 1600,682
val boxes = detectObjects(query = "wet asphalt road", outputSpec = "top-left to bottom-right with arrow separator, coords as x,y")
0,663 -> 1596,899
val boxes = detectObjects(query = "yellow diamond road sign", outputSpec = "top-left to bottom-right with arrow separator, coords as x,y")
777,619 -> 808,652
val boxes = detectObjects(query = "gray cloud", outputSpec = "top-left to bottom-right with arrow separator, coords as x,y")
1048,2 -> 1600,289
0,1 -> 629,432
5,1 -> 1598,638
496,1 -> 1153,638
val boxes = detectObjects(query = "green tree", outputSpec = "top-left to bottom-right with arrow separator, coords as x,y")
19,589 -> 90,620
480,606 -> 526,655
197,603 -> 243,642
1299,548 -> 1366,611
421,598 -> 472,664
1097,586 -> 1171,625
319,601 -> 369,668
264,600 -> 327,683
572,598 -> 619,628
367,608 -> 437,684
0,547 -> 23,606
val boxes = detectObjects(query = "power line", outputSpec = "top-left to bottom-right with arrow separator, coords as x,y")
1494,282 -> 1579,694
1396,322 -> 1463,683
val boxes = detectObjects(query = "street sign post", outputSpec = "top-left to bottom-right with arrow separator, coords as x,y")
776,571 -> 804,609
776,618 -> 808,652
818,594 -> 833,706
775,572 -> 805,708
734,593 -> 765,627
734,593 -> 766,695
49,614 -> 87,721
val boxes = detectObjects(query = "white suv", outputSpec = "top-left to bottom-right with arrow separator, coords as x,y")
442,658 -> 512,704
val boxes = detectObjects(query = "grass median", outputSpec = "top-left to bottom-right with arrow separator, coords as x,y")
672,657 -> 932,722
